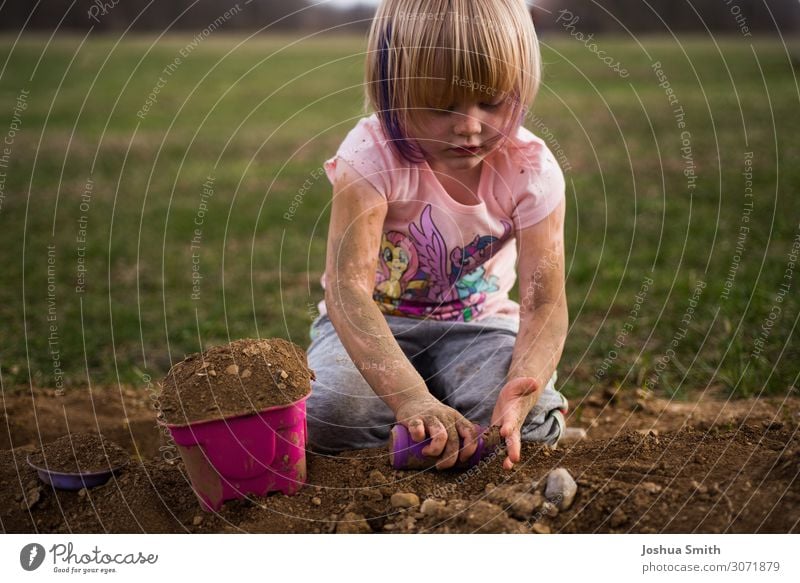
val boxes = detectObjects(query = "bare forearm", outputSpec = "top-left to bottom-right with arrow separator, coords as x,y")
508,300 -> 568,395
325,286 -> 430,413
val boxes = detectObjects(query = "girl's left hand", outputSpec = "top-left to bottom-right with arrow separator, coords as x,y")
490,376 -> 541,470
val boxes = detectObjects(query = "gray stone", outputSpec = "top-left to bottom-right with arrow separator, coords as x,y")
545,467 -> 578,511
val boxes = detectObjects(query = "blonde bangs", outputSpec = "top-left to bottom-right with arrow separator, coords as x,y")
366,0 -> 541,163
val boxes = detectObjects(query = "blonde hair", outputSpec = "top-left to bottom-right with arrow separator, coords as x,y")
365,0 -> 541,163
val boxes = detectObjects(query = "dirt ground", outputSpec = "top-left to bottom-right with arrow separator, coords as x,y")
1,384 -> 798,533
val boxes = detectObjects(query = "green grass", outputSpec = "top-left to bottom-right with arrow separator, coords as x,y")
1,33 -> 798,400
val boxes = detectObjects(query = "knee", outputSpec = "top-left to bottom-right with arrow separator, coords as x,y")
305,377 -> 394,452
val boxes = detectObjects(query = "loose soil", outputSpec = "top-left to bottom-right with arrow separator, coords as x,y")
158,338 -> 314,426
1,384 -> 798,533
27,433 -> 129,474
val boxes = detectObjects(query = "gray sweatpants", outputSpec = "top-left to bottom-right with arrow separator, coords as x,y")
304,312 -> 568,454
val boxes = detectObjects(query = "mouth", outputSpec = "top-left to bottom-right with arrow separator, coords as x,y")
450,145 -> 482,156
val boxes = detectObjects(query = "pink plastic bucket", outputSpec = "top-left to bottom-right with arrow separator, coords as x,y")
163,394 -> 310,512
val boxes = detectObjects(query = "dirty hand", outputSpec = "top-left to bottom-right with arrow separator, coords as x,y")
394,395 -> 480,470
490,376 -> 541,471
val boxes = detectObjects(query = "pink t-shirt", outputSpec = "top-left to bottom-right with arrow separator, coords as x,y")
318,113 -> 565,323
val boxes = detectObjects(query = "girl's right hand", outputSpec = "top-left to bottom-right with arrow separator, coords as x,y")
394,395 -> 480,470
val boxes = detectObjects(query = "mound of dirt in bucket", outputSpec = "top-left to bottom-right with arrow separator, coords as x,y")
28,433 -> 129,473
158,338 -> 315,425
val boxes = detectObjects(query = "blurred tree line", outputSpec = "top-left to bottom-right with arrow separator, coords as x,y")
0,0 -> 797,34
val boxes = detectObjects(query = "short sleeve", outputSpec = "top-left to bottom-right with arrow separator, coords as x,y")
323,117 -> 395,200
510,140 -> 566,231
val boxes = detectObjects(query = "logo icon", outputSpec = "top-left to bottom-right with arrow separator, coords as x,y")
20,543 -> 46,571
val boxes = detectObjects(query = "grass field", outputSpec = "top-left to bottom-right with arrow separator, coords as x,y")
0,33 -> 798,400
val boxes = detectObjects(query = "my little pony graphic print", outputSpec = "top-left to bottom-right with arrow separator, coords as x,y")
374,204 -> 512,321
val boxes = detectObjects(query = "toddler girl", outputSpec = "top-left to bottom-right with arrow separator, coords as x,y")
306,0 -> 569,471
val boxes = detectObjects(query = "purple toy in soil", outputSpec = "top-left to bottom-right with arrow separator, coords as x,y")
27,456 -> 129,490
389,424 -> 503,470
162,395 -> 310,512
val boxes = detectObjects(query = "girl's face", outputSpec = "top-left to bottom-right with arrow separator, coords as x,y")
408,93 -> 511,174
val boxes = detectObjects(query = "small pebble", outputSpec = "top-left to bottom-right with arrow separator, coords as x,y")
559,427 -> 588,445
541,500 -> 559,517
690,479 -> 708,494
640,481 -> 662,494
21,488 -> 42,510
192,515 -> 204,526
367,469 -> 386,485
208,369 -> 217,377
532,523 -> 551,534
545,468 -> 578,511
420,498 -> 446,517
280,370 -> 289,379
390,492 -> 420,508
464,501 -> 505,529
241,369 -> 252,379
311,497 -> 322,506
78,488 -> 88,498
610,509 -> 628,528
335,512 -> 372,534
225,364 -> 239,375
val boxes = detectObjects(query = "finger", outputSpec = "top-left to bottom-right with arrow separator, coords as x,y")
436,421 -> 461,470
456,422 -> 480,463
503,424 -> 521,467
422,418 -> 447,458
406,418 -> 426,443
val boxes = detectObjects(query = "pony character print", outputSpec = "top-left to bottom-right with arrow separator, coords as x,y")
373,204 -> 511,321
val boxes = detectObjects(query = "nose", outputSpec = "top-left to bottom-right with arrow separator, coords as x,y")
452,106 -> 482,138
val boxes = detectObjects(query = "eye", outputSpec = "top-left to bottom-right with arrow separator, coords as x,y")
425,101 -> 454,113
481,102 -> 501,110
